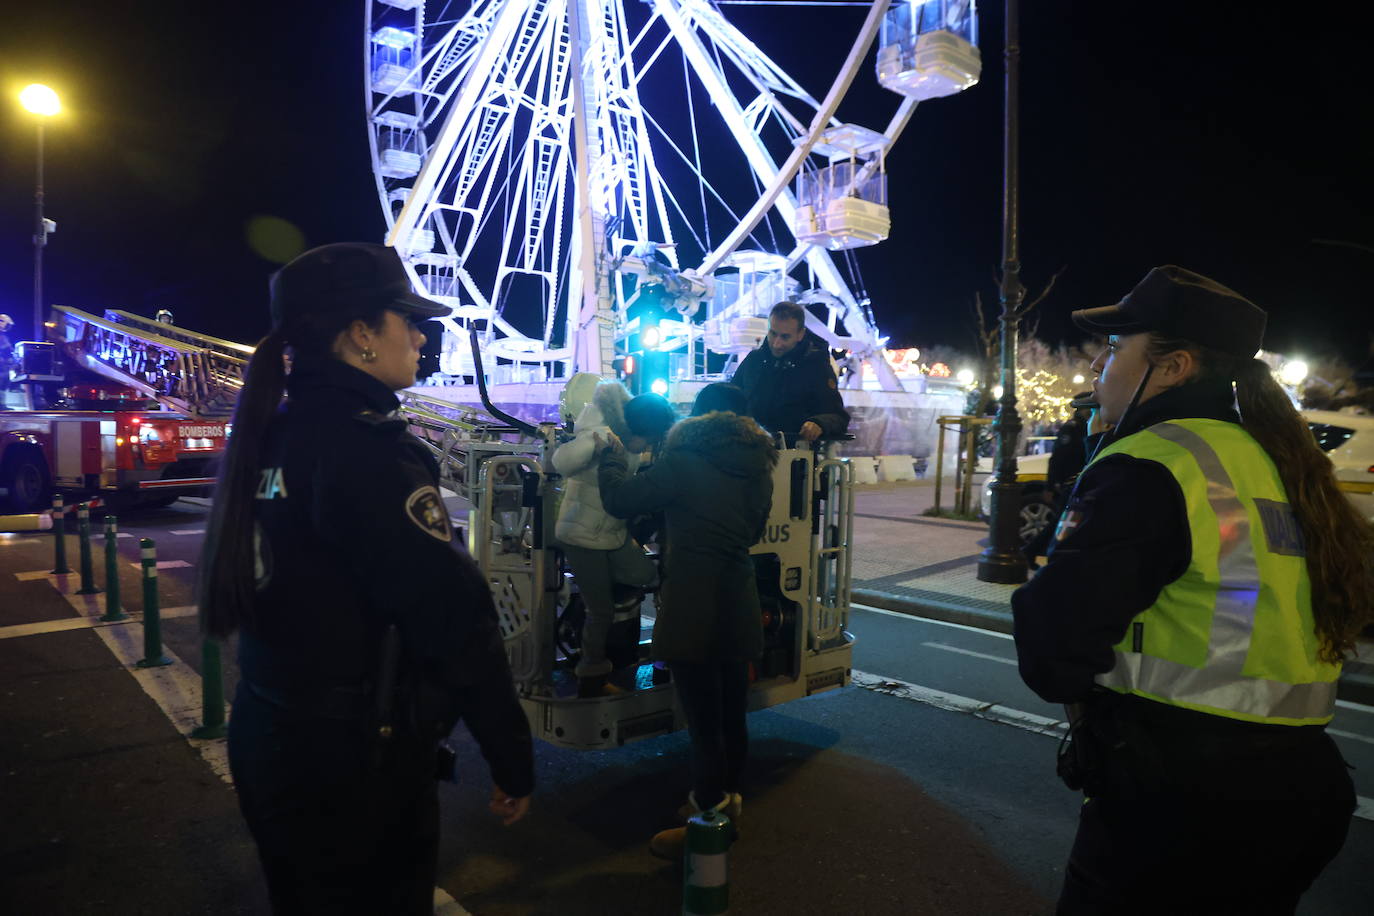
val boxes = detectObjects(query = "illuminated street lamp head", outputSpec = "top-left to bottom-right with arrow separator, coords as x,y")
19,84 -> 60,117
1279,359 -> 1308,387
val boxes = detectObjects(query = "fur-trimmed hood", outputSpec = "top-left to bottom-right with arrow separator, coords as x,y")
663,410 -> 778,479
577,380 -> 632,439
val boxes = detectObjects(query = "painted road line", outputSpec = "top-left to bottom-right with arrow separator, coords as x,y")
169,529 -> 206,536
1336,699 -> 1374,715
0,605 -> 198,640
434,887 -> 472,915
922,641 -> 1017,666
16,569 -> 74,581
128,559 -> 193,570
851,669 -> 1066,738
51,583 -> 233,786
853,668 -> 1374,823
1329,728 -> 1374,747
852,602 -> 1014,640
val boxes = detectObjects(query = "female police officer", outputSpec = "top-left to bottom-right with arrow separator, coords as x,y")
1012,266 -> 1374,914
199,243 -> 533,914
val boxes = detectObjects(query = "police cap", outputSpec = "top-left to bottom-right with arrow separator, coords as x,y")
1071,265 -> 1266,358
269,242 -> 450,329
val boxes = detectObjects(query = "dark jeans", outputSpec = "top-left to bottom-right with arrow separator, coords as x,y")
669,660 -> 751,811
1059,798 -> 1353,915
227,682 -> 440,915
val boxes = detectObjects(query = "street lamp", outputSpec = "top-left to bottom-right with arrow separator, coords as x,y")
977,0 -> 1029,585
1279,359 -> 1308,388
19,83 -> 60,342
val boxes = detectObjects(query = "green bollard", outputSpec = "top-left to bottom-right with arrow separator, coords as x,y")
76,503 -> 101,595
99,515 -> 126,622
191,636 -> 227,739
682,809 -> 733,916
135,538 -> 171,668
50,495 -> 71,575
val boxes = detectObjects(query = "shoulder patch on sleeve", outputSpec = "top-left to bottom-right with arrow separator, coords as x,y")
406,486 -> 452,542
827,376 -> 837,389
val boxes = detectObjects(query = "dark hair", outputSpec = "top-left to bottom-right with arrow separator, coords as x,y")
624,393 -> 677,442
769,300 -> 806,329
198,309 -> 386,638
1146,335 -> 1374,663
691,383 -> 748,417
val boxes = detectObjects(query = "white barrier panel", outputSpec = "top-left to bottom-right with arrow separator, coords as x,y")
877,455 -> 917,482
849,456 -> 879,485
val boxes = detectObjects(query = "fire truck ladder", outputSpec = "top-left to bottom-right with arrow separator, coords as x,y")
52,305 -> 249,417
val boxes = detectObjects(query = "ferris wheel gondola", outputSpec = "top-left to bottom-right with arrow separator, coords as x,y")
363,0 -> 981,394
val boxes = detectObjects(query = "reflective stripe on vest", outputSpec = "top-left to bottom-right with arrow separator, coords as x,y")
1092,419 -> 1338,725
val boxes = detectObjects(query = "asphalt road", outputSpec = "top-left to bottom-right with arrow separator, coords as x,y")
9,500 -> 1373,914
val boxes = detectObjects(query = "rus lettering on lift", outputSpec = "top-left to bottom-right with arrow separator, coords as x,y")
255,467 -> 288,500
760,523 -> 790,544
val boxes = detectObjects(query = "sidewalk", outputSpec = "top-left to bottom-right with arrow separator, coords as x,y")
849,480 -> 1374,705
0,536 -> 267,914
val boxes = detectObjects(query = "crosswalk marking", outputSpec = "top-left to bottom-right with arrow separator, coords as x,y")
0,606 -> 198,640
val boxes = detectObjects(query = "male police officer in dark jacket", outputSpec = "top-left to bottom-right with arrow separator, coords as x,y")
730,301 -> 849,442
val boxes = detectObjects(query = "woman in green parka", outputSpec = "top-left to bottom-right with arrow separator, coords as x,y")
594,383 -> 776,858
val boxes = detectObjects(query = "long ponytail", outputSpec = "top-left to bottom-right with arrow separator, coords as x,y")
1233,358 -> 1374,662
1148,336 -> 1374,662
198,330 -> 288,638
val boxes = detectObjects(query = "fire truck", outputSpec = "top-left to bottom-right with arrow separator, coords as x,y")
0,307 -> 247,513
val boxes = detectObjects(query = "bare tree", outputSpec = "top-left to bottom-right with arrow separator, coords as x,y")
969,266 -> 1066,415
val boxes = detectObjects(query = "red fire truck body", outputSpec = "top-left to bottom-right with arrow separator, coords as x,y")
0,409 -> 225,511
0,306 -> 246,513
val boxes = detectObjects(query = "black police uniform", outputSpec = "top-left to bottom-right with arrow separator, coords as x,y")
1012,378 -> 1354,914
730,335 -> 849,439
227,357 -> 534,915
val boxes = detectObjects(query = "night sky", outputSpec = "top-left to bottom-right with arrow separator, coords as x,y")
3,1 -> 1371,368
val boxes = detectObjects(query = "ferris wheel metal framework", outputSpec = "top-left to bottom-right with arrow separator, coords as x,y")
364,0 -> 931,392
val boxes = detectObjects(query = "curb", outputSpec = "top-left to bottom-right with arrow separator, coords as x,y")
852,586 -> 1012,634
850,586 -> 1374,709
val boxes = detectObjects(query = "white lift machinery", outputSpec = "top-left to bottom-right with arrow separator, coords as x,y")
400,332 -> 855,749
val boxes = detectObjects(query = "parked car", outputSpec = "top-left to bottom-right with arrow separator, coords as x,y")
1303,409 -> 1374,523
980,409 -> 1374,547
978,452 -> 1053,546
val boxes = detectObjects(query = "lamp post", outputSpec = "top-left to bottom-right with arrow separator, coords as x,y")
19,84 -> 60,342
977,0 -> 1029,585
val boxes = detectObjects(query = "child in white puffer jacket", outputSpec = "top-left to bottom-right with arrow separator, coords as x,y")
552,383 -> 674,695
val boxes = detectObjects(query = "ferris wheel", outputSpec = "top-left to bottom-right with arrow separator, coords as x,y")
363,0 -> 980,393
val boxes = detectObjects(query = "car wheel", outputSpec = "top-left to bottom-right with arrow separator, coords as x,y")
1018,493 -> 1056,546
1,451 -> 49,514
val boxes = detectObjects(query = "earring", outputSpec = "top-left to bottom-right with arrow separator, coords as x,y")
361,347 -> 377,363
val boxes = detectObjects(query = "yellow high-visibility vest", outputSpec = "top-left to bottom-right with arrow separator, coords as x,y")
1090,418 -> 1339,726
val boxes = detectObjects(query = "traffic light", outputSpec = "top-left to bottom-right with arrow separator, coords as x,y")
625,285 -> 670,396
